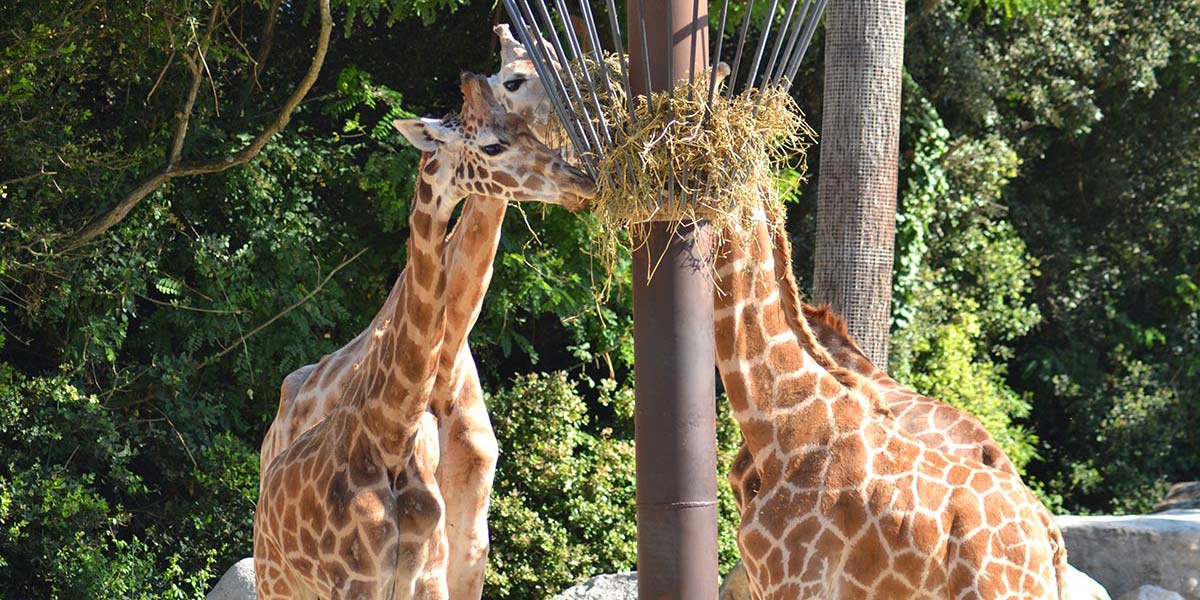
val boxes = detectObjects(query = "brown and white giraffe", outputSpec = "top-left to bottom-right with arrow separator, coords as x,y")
488,31 -> 1068,597
487,23 -> 1024,512
725,232 -> 1019,512
254,73 -> 593,600
710,205 -> 1066,599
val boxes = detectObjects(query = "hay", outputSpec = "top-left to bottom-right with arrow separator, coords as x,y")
559,56 -> 816,277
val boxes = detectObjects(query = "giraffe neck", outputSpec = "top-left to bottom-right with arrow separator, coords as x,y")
433,195 -> 507,408
347,154 -> 460,464
770,232 -> 912,396
714,215 -> 886,462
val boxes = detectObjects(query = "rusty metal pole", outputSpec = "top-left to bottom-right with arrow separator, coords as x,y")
627,0 -> 717,597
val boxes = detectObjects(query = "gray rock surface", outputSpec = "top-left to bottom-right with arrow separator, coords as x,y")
1067,565 -> 1113,600
205,557 -> 255,600
1057,510 -> 1200,599
1155,482 -> 1200,513
551,571 -> 638,600
718,561 -> 749,600
1117,585 -> 1186,600
719,559 -> 1111,600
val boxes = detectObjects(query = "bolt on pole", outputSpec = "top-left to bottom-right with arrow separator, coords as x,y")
627,0 -> 718,597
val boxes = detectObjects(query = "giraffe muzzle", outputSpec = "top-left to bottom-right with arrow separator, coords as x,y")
560,164 -> 595,212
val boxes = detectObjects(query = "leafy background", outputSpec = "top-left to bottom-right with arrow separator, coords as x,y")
0,0 -> 1197,597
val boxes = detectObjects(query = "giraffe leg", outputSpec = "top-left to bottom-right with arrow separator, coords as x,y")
403,412 -> 450,600
436,355 -> 497,600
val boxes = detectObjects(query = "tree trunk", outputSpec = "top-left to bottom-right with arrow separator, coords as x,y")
813,0 -> 904,370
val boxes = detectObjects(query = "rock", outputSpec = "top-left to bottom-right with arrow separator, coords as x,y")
1057,510 -> 1200,599
1155,482 -> 1200,513
1067,564 -> 1112,600
719,559 -> 1110,600
1117,585 -> 1186,600
551,571 -> 638,600
206,557 -> 255,600
719,561 -> 749,600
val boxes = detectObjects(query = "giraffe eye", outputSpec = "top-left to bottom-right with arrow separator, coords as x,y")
503,78 -> 525,92
481,143 -> 506,156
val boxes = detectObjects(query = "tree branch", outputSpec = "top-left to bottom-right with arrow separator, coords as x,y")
63,0 -> 332,251
237,0 -> 284,114
169,54 -> 204,165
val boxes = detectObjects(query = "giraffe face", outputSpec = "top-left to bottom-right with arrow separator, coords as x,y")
395,74 -> 593,212
489,23 -> 733,146
488,24 -> 556,131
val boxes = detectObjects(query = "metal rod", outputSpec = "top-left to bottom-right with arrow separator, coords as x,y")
529,0 -> 607,158
504,0 -> 595,174
725,0 -> 757,98
687,0 -> 699,100
744,0 -> 780,91
706,0 -> 730,108
784,0 -> 827,84
634,0 -> 654,95
603,0 -> 638,122
554,0 -> 613,148
771,0 -> 812,85
579,0 -> 617,102
761,0 -> 800,87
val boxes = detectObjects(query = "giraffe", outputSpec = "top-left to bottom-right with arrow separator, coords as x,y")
725,232 -> 1019,512
259,81 -> 588,600
487,29 -> 1070,600
709,204 -> 1066,599
486,22 -> 1026,516
253,73 -> 594,600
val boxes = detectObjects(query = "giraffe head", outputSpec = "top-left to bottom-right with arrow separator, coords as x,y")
394,72 -> 593,211
488,24 -> 559,126
490,23 -> 732,142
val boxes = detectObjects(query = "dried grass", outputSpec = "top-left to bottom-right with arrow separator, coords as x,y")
559,57 -> 815,278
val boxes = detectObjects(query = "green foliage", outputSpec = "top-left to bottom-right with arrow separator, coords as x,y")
485,373 -> 637,599
907,0 -> 1200,513
888,75 -> 1040,473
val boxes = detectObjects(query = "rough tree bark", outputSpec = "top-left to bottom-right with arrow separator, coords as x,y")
62,0 -> 331,251
812,0 -> 904,370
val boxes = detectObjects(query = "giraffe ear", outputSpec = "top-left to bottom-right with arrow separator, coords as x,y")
393,117 -> 459,152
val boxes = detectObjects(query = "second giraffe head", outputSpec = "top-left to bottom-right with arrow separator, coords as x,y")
394,72 -> 594,212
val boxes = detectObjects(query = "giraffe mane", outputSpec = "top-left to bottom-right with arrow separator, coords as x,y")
807,304 -> 849,337
768,220 -> 893,419
769,224 -> 840,370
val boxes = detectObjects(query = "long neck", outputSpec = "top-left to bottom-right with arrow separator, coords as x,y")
435,195 -> 507,399
714,216 -> 884,462
770,232 -> 917,401
350,155 -> 458,463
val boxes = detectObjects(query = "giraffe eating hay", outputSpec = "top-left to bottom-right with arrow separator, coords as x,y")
726,231 -> 1020,512
710,207 -> 1066,599
253,73 -> 593,600
488,21 -> 1026,511
489,28 -> 1066,598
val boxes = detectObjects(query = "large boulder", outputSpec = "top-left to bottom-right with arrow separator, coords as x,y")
718,560 -> 1110,600
1056,510 -> 1200,599
719,561 -> 749,600
551,572 -> 638,600
206,557 -> 255,600
1117,585 -> 1186,600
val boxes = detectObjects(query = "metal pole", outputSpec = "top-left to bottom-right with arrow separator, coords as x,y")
627,0 -> 717,597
